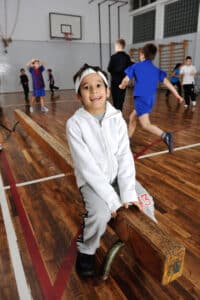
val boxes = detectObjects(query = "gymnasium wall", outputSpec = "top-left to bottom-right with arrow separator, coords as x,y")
0,0 -> 130,93
1,0 -> 200,94
130,0 -> 200,72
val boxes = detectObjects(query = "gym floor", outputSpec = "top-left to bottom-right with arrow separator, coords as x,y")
0,89 -> 199,300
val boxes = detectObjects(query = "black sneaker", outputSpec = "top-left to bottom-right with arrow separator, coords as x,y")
163,132 -> 174,153
75,252 -> 95,277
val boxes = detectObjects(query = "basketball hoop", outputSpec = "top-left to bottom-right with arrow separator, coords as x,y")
63,32 -> 73,41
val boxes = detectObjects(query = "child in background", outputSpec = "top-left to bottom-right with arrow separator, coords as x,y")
107,39 -> 132,112
66,63 -> 142,277
26,59 -> 48,113
129,48 -> 135,64
128,48 -> 135,88
119,43 -> 183,153
20,68 -> 29,103
166,63 -> 182,97
180,56 -> 197,108
47,69 -> 59,97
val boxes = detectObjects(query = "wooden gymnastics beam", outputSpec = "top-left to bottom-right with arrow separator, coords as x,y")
15,109 -> 185,285
14,109 -> 73,173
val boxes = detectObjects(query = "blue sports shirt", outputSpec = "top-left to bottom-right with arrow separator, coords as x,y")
125,60 -> 166,97
170,69 -> 180,84
29,65 -> 45,90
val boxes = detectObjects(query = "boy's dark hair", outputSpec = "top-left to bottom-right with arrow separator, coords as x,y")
186,56 -> 192,60
173,63 -> 182,71
142,43 -> 157,60
32,60 -> 39,64
20,68 -> 25,72
47,69 -> 52,72
73,63 -> 108,95
116,38 -> 126,49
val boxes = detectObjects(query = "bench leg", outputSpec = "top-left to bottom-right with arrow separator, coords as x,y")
101,239 -> 124,280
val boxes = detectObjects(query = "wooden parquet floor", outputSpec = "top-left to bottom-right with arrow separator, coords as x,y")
0,89 -> 199,300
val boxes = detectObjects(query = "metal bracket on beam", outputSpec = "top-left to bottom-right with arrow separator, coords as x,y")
0,121 -> 19,133
101,239 -> 125,280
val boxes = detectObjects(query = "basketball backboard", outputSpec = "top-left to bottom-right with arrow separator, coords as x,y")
49,13 -> 82,40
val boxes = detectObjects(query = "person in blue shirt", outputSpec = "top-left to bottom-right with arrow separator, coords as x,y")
166,63 -> 182,97
119,43 -> 183,153
26,59 -> 48,113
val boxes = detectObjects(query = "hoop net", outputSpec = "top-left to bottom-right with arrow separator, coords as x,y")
63,32 -> 73,41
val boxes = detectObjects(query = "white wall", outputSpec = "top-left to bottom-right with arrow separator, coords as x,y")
2,0 -> 129,43
0,0 -> 130,93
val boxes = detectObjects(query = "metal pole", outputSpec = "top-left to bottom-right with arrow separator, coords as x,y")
98,0 -> 108,68
117,2 -> 128,38
118,5 -> 120,38
109,4 -> 112,58
109,1 -> 125,57
89,0 -> 127,65
108,1 -> 117,58
98,3 -> 102,67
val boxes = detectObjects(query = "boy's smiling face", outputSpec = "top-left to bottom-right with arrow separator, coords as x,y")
185,58 -> 192,66
32,60 -> 40,69
77,73 -> 110,115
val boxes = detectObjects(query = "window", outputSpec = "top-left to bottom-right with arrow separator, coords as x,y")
164,0 -> 199,37
133,0 -> 140,10
133,10 -> 155,43
130,0 -> 157,11
141,0 -> 148,6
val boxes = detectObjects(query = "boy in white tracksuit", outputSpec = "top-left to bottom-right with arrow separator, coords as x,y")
66,63 -> 142,277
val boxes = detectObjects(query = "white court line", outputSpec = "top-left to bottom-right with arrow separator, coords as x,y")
3,143 -> 200,189
3,172 -> 71,190
1,98 -> 72,108
0,174 -> 32,300
138,142 -> 200,159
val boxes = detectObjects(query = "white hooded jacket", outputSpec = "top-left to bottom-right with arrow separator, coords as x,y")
66,101 -> 138,213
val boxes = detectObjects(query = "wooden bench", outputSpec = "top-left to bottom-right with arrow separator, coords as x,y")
15,109 -> 185,285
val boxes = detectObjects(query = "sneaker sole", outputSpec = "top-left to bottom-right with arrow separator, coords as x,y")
168,134 -> 174,153
76,269 -> 95,277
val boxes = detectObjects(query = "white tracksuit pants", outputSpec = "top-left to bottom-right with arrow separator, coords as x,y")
78,184 -> 115,255
77,180 -> 157,255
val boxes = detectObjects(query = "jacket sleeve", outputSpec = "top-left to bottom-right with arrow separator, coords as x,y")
116,117 -> 138,204
66,120 -> 122,213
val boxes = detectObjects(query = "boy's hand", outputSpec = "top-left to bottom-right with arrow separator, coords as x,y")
123,201 -> 143,211
111,201 -> 143,218
119,80 -> 128,90
176,95 -> 184,103
119,82 -> 127,90
119,76 -> 129,90
111,211 -> 117,218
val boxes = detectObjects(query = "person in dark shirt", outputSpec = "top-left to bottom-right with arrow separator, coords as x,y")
47,69 -> 59,97
20,68 -> 29,102
107,39 -> 132,112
